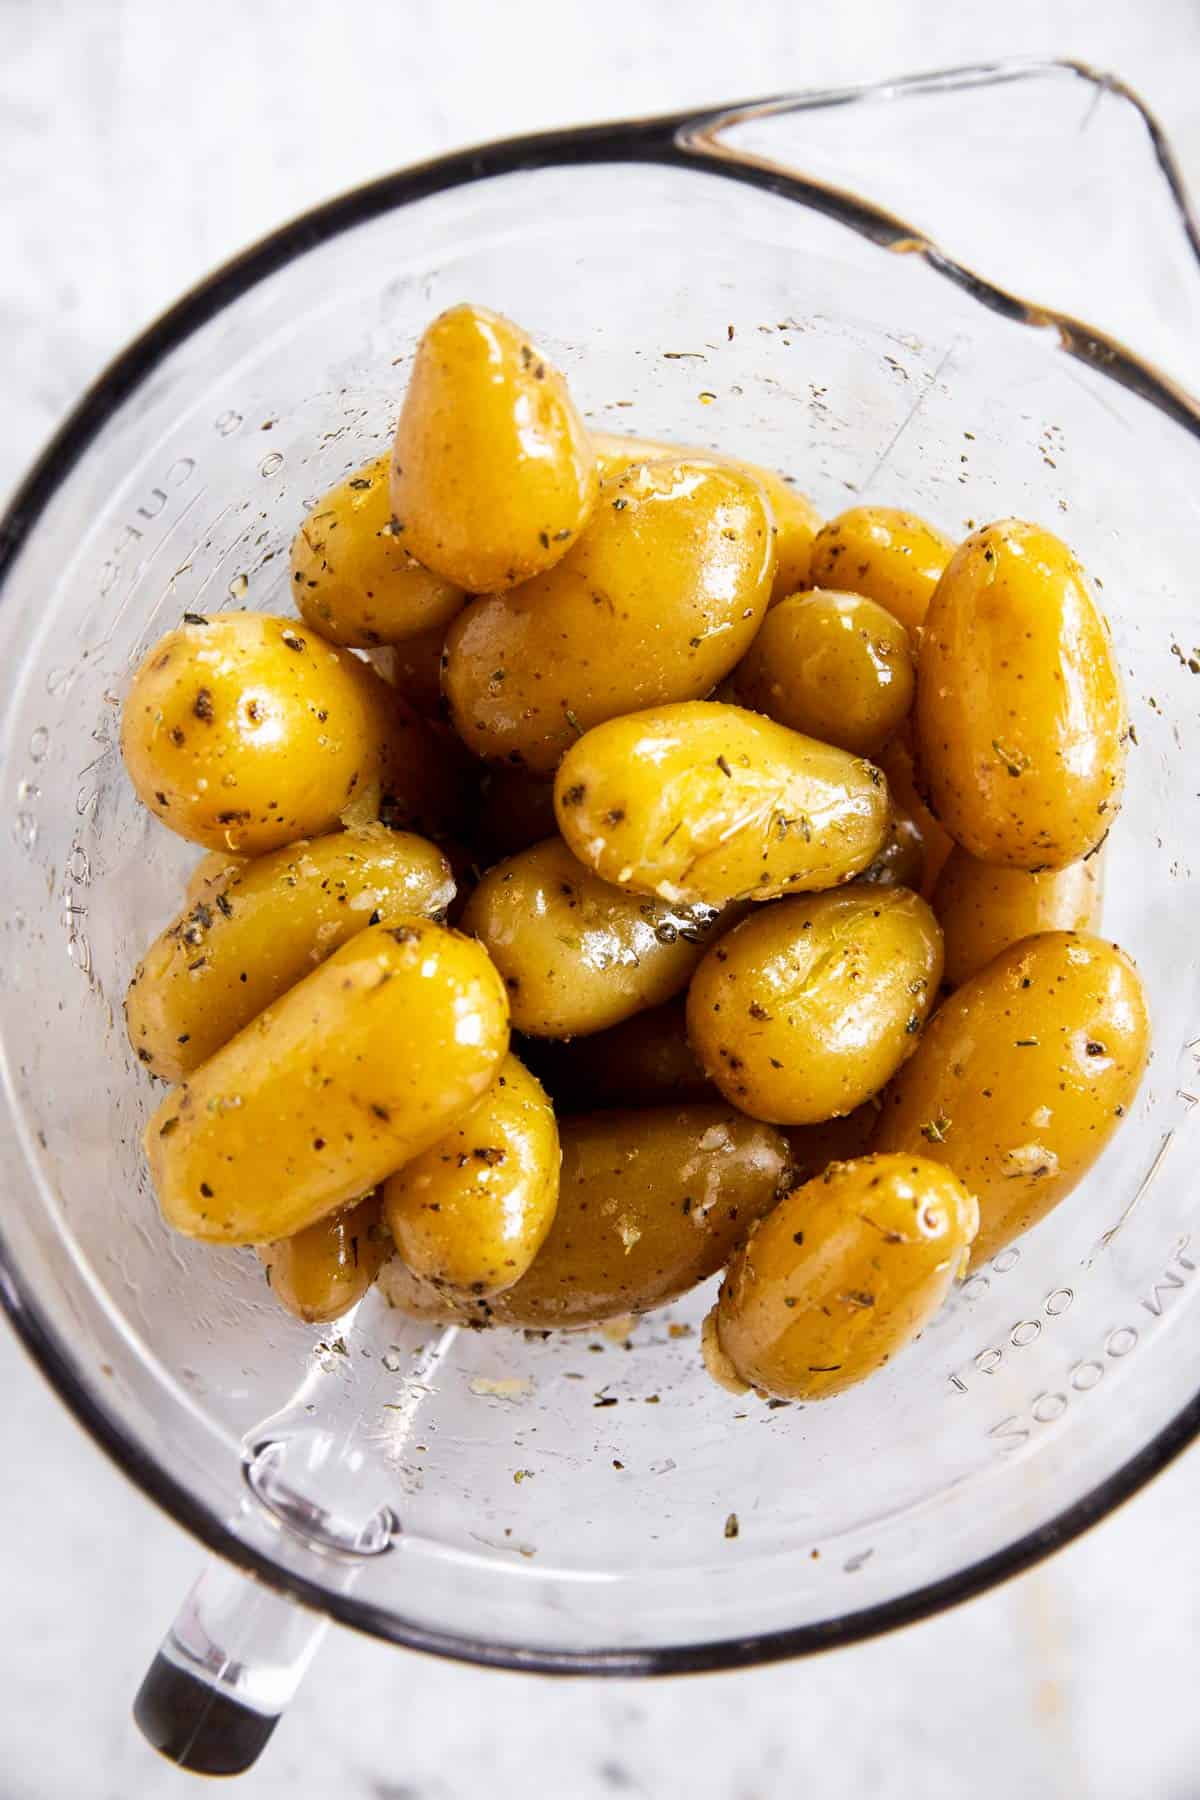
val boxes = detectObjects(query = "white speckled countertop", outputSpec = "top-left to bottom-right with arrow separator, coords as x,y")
4,3 -> 1200,1794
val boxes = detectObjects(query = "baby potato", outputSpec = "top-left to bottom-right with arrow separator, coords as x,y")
860,810 -> 926,890
933,845 -> 1103,987
147,920 -> 509,1245
126,826 -> 456,1081
554,701 -> 890,907
731,589 -> 914,758
460,837 -> 725,1038
380,1104 -> 791,1328
783,1103 -> 878,1183
184,850 -> 245,906
872,931 -> 1149,1264
366,623 -> 447,717
472,765 -> 559,862
291,454 -> 464,647
810,506 -> 954,634
704,1154 -> 978,1400
122,611 -> 412,854
916,521 -> 1126,869
390,303 -> 597,592
878,730 -> 954,898
258,1192 -> 386,1323
382,1054 -> 559,1295
522,999 -> 715,1111
443,460 -> 775,774
687,886 -> 942,1124
592,431 -> 820,602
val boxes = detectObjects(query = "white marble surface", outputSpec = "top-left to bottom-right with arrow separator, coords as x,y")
4,2 -> 1200,1794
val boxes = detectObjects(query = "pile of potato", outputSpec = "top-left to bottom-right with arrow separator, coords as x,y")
121,303 -> 1147,1404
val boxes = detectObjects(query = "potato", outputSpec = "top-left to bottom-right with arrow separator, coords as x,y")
878,729 -> 954,898
872,931 -> 1149,1263
810,506 -> 954,634
460,837 -> 725,1038
389,303 -> 597,592
291,454 -> 464,647
554,701 -> 890,907
472,765 -> 559,862
592,431 -> 820,603
521,999 -> 714,1111
380,1104 -> 791,1327
443,460 -> 775,773
859,810 -> 925,891
367,622 -> 447,717
916,521 -> 1126,869
704,1154 -> 978,1400
126,826 -> 455,1081
783,1104 -> 878,1183
933,845 -> 1103,987
732,589 -> 913,758
147,920 -> 509,1244
258,1192 -> 386,1323
121,611 -> 445,854
687,886 -> 942,1124
382,1054 -> 559,1295
185,850 -> 245,906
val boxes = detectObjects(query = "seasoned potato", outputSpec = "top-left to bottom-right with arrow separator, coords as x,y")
783,1104 -> 878,1183
126,826 -> 455,1081
122,612 -> 448,853
554,702 -> 890,907
704,1154 -> 978,1400
592,431 -> 820,602
460,837 -> 725,1038
390,303 -> 597,591
810,506 -> 954,634
732,589 -> 914,758
687,887 -> 942,1124
522,999 -> 714,1111
291,454 -> 464,647
878,731 -> 954,898
933,845 -> 1103,987
380,1105 -> 790,1327
443,460 -> 775,773
472,765 -> 559,862
916,521 -> 1126,869
185,850 -> 245,906
872,931 -> 1149,1263
382,1054 -> 559,1294
368,624 -> 448,717
258,1192 -> 386,1323
859,810 -> 925,890
147,920 -> 509,1244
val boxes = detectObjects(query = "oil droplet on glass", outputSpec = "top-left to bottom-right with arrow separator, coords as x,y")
228,573 -> 249,600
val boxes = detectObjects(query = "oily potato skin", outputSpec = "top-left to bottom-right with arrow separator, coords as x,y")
366,624 -> 447,717
706,1155 -> 978,1400
443,461 -> 775,774
933,845 -> 1103,988
258,1192 -> 386,1323
522,999 -> 714,1111
291,454 -> 464,647
460,838 -> 725,1038
382,1054 -> 559,1294
810,506 -> 954,635
126,827 -> 455,1082
554,702 -> 890,907
687,886 -> 943,1125
147,920 -> 509,1245
872,931 -> 1149,1264
916,521 -> 1126,869
860,811 -> 925,891
733,589 -> 913,760
185,850 -> 246,906
878,731 -> 954,898
390,303 -> 597,592
380,1105 -> 791,1327
592,431 -> 820,603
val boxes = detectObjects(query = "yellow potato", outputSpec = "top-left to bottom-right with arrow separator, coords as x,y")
521,999 -> 715,1111
460,837 -> 726,1038
553,702 -> 890,907
933,845 -> 1103,987
390,303 -> 597,591
380,1104 -> 790,1327
258,1192 -> 386,1323
872,931 -> 1149,1263
366,623 -> 447,717
291,454 -> 464,647
916,521 -> 1127,869
592,431 -> 820,602
878,729 -> 954,898
732,589 -> 913,758
687,886 -> 943,1124
147,920 -> 509,1245
859,810 -> 926,891
126,826 -> 456,1081
810,506 -> 954,634
382,1054 -> 559,1295
705,1154 -> 978,1400
443,460 -> 775,773
184,850 -> 246,906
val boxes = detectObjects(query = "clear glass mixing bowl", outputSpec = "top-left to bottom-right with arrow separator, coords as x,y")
2,59 -> 1199,1777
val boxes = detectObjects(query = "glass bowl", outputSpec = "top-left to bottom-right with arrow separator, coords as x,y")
2,58 -> 1199,1777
